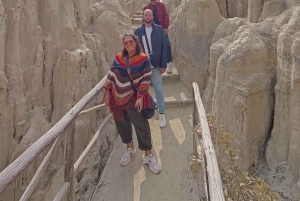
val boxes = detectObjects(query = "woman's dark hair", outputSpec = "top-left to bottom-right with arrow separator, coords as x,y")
122,33 -> 143,57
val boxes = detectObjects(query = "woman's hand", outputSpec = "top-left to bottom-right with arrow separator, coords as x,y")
102,90 -> 110,105
135,97 -> 143,113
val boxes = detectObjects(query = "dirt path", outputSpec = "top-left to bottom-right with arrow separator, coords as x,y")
90,75 -> 205,201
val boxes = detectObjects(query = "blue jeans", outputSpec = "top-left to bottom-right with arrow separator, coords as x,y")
151,67 -> 165,114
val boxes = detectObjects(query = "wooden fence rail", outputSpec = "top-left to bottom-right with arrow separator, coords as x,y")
0,76 -> 107,200
0,78 -> 224,201
192,82 -> 225,201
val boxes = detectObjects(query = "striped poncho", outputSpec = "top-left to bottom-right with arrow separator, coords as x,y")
104,52 -> 152,121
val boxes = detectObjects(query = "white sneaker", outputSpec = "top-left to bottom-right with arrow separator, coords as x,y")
159,113 -> 167,128
166,63 -> 172,74
120,146 -> 136,166
142,153 -> 161,174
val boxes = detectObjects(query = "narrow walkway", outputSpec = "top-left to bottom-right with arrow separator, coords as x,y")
90,9 -> 205,201
91,69 -> 205,201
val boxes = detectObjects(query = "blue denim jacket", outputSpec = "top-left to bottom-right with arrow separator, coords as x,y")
134,23 -> 167,68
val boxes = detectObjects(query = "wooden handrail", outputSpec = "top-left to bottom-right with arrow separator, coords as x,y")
79,104 -> 106,115
74,113 -> 113,174
53,113 -> 113,200
192,82 -> 225,201
0,76 -> 107,193
64,121 -> 75,200
53,182 -> 70,201
19,132 -> 66,201
20,103 -> 108,201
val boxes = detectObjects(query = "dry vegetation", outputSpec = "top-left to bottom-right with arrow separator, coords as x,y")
189,115 -> 278,201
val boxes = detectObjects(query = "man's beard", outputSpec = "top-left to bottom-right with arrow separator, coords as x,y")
144,19 -> 152,24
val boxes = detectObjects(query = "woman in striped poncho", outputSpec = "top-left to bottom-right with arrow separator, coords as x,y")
102,34 -> 161,174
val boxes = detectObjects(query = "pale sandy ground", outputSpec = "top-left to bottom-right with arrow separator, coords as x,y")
89,74 -> 205,201
257,156 -> 300,201
90,105 -> 206,201
36,67 -> 300,201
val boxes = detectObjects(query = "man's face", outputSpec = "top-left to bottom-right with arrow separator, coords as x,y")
143,10 -> 153,24
150,0 -> 156,5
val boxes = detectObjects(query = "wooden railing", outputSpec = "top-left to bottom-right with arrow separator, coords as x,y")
0,76 -> 111,201
0,78 -> 223,201
192,82 -> 225,201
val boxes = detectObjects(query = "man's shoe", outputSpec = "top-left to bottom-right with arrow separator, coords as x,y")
142,153 -> 161,174
166,62 -> 172,74
120,146 -> 136,166
159,113 -> 167,128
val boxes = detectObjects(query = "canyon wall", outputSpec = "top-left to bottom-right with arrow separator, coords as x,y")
0,0 -> 131,200
169,0 -> 300,184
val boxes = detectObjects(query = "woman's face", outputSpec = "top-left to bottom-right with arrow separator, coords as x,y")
124,36 -> 136,54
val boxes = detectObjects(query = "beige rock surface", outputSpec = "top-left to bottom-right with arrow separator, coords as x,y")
0,0 -> 134,200
248,0 -> 264,22
162,0 -> 182,13
203,17 -> 248,111
262,0 -> 286,21
94,11 -> 132,62
266,7 -> 300,182
200,1 -> 300,186
92,0 -> 131,26
209,22 -> 277,171
126,0 -> 147,17
216,0 -> 248,18
169,0 -> 223,93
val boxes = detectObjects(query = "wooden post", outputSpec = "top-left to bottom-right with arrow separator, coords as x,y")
0,76 -> 107,192
64,121 -> 75,201
192,88 -> 198,158
192,82 -> 225,201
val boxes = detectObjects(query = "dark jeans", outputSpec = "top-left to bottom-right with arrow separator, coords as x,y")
114,105 -> 152,151
165,35 -> 172,63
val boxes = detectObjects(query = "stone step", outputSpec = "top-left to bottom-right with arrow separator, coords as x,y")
162,72 -> 180,83
162,66 -> 180,83
135,10 -> 143,15
149,73 -> 192,108
91,104 -> 205,201
132,13 -> 143,18
131,17 -> 142,24
132,24 -> 140,31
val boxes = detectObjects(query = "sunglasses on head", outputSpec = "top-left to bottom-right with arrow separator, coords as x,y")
124,39 -> 135,46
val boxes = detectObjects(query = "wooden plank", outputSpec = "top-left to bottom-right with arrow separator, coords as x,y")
74,113 -> 112,174
64,121 -> 75,201
0,76 -> 107,192
196,138 -> 209,200
53,182 -> 70,201
78,104 -> 106,115
192,82 -> 225,201
19,133 -> 66,201
192,89 -> 198,158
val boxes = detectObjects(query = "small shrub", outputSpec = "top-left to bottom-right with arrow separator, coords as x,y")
189,115 -> 277,201
199,115 -> 278,201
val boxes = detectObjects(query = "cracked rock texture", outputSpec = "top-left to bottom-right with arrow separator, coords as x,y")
169,0 -> 300,185
0,0 -> 130,200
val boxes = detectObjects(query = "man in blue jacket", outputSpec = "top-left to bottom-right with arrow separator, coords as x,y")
134,9 -> 167,128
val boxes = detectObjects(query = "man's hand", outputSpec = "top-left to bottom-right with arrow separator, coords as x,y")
164,29 -> 168,35
160,68 -> 166,74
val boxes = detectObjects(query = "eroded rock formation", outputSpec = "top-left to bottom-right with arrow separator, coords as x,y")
169,0 -> 223,93
169,0 -> 300,185
0,0 -> 130,200
266,6 -> 300,183
205,18 -> 279,171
